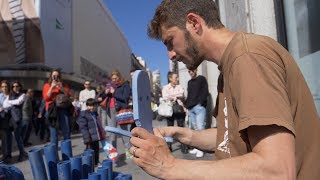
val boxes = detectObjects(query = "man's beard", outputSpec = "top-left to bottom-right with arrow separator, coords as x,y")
178,31 -> 204,70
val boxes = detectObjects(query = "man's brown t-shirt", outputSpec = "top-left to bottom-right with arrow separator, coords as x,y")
214,32 -> 320,179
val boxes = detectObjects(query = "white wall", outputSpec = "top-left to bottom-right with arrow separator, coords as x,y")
72,0 -> 131,82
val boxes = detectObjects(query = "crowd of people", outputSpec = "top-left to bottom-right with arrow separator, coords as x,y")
159,70 -> 209,157
0,80 -> 40,163
0,68 -> 137,164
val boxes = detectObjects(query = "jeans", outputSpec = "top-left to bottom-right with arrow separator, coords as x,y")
39,117 -> 50,140
188,104 -> 206,130
49,109 -> 71,147
166,113 -> 185,127
23,118 -> 32,143
5,129 -> 12,157
13,120 -> 27,155
0,130 -> 7,157
98,106 -> 108,127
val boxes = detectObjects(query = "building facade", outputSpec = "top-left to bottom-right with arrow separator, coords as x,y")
0,0 -> 133,92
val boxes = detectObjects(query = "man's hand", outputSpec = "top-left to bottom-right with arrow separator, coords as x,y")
156,126 -> 193,146
0,107 -> 3,112
130,127 -> 176,179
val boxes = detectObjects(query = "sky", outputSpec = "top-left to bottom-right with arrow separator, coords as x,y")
103,0 -> 169,86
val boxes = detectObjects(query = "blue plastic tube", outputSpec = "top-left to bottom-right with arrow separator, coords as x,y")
57,160 -> 71,180
61,139 -> 73,161
83,149 -> 95,172
102,159 -> 113,180
81,154 -> 93,179
70,156 -> 82,180
122,174 -> 132,180
88,172 -> 101,180
28,148 -> 48,180
43,143 -> 59,180
113,173 -> 124,180
96,167 -> 108,180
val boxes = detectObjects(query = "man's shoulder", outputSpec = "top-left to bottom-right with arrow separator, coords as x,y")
223,33 -> 286,71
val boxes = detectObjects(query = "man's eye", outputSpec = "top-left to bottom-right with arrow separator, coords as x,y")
166,39 -> 173,51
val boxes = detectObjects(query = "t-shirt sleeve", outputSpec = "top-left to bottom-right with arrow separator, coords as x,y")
229,53 -> 295,135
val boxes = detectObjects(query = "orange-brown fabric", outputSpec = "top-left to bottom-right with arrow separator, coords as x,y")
214,32 -> 320,179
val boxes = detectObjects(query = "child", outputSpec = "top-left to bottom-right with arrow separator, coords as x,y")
78,98 -> 117,164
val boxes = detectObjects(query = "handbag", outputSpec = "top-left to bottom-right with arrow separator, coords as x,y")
100,97 -> 107,109
55,94 -> 71,108
115,108 -> 135,125
158,100 -> 173,117
47,102 -> 58,128
172,102 -> 185,115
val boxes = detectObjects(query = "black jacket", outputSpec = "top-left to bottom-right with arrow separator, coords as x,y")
185,75 -> 209,109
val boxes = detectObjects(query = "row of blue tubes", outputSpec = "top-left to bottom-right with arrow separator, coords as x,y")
28,139 -> 132,180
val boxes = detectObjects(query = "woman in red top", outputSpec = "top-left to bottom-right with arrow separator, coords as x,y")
42,69 -> 71,147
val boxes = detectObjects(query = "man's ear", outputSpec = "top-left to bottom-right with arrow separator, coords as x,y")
186,13 -> 202,33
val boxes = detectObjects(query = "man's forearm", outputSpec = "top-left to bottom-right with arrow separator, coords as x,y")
164,152 -> 288,180
173,128 -> 217,151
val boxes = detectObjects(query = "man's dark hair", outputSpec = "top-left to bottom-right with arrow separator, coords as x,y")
148,0 -> 224,40
86,98 -> 96,106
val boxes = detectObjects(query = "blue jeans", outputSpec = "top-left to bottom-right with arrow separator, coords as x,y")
10,120 -> 28,156
22,118 -> 32,143
49,109 -> 71,147
188,104 -> 206,130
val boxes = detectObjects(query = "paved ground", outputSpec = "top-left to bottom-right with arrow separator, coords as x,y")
3,119 -> 214,180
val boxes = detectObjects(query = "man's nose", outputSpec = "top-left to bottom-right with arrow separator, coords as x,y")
168,50 -> 176,61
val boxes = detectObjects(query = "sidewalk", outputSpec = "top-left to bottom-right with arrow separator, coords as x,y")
7,119 -> 214,179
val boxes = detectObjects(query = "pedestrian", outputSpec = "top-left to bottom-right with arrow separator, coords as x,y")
3,81 -> 27,162
42,69 -> 72,147
161,71 -> 186,152
111,70 -> 134,159
37,98 -> 50,142
95,85 -> 107,127
0,80 -> 11,163
78,98 -> 117,164
129,0 -> 320,179
22,89 -> 34,147
79,80 -> 96,111
184,68 -> 208,157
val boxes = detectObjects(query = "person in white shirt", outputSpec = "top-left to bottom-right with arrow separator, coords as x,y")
79,81 -> 96,111
161,72 -> 187,152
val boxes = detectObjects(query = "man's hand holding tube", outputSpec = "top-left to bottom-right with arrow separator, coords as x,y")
130,127 -> 176,179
